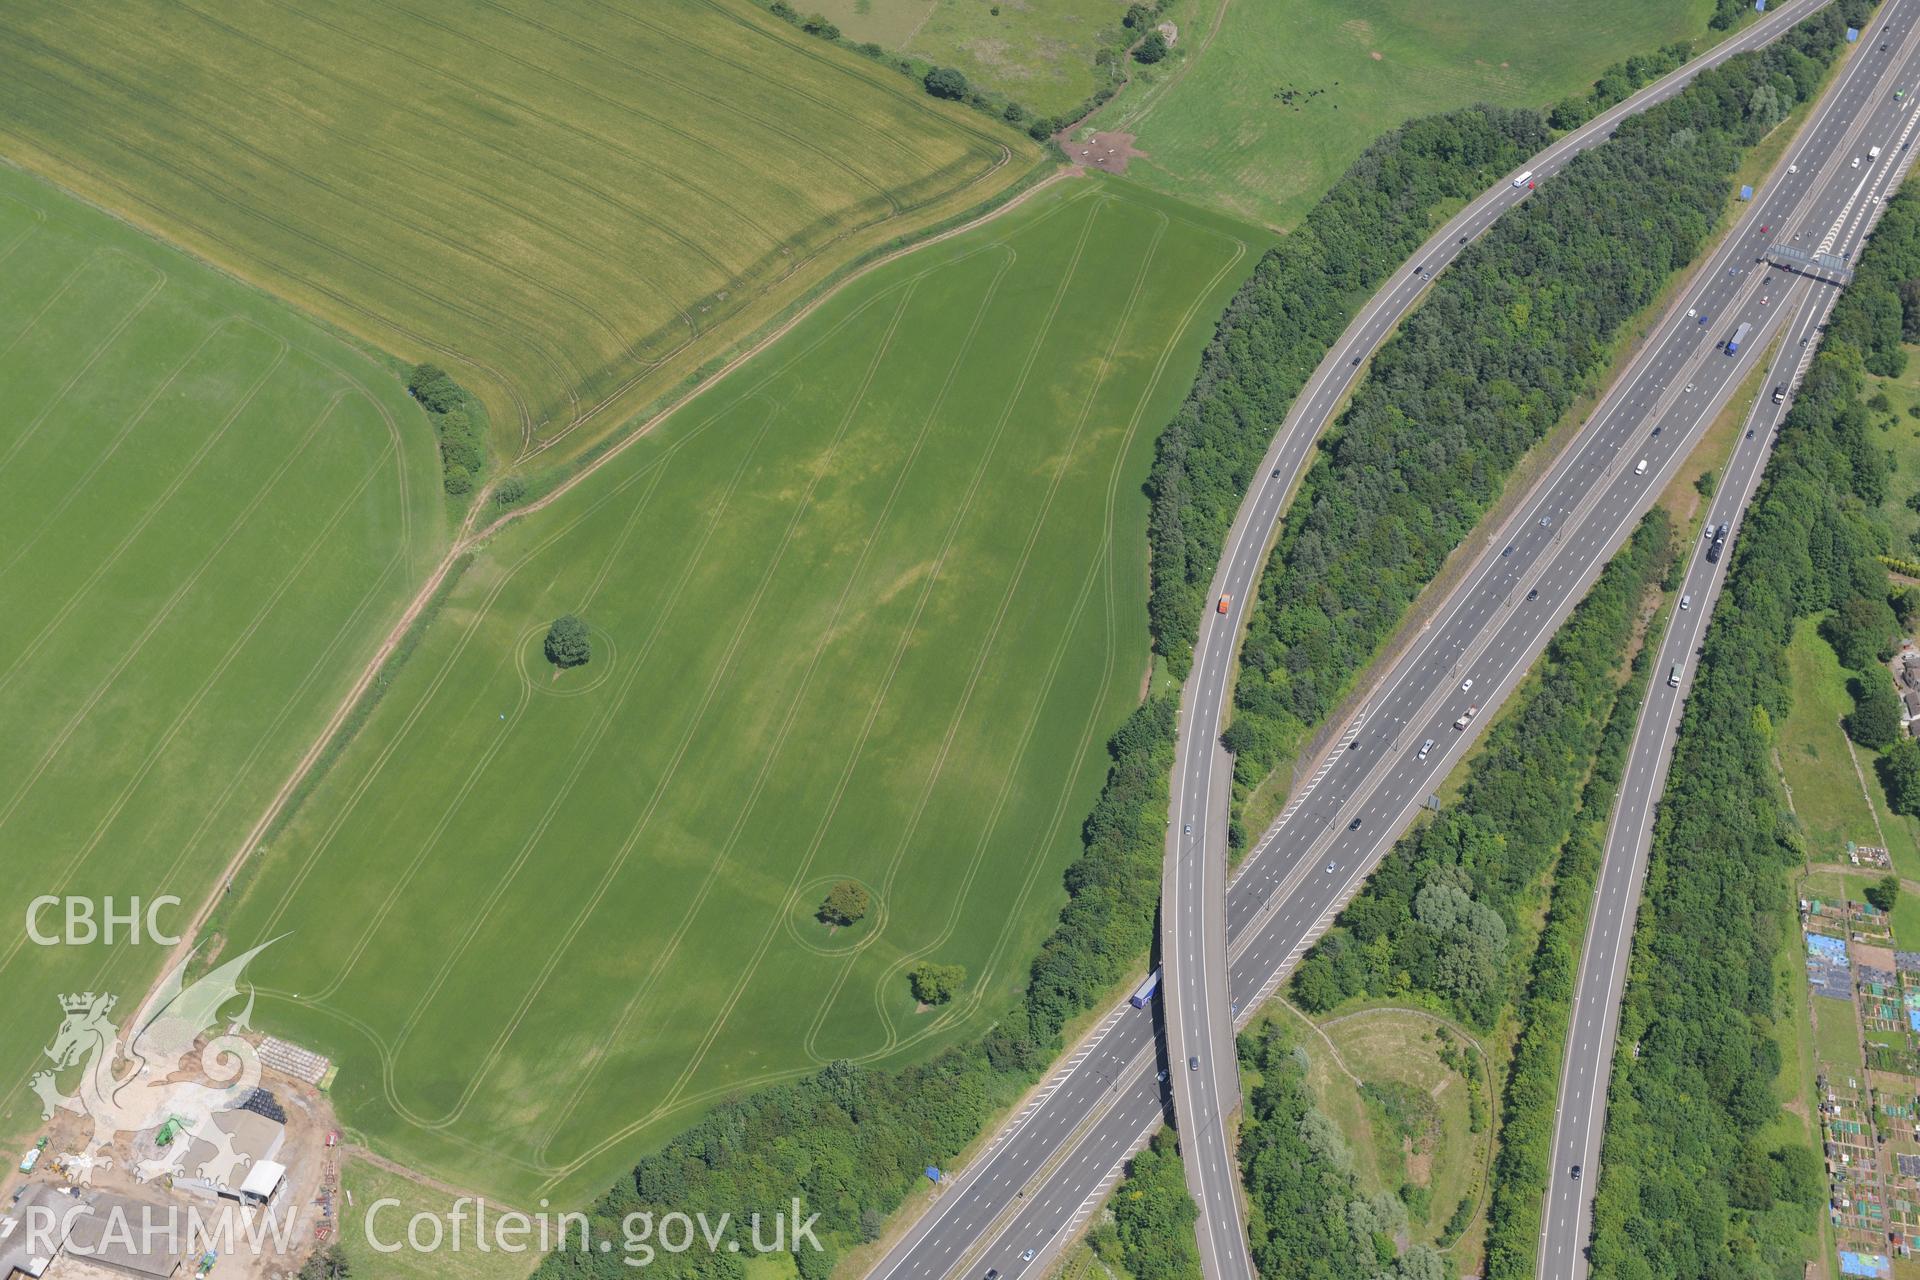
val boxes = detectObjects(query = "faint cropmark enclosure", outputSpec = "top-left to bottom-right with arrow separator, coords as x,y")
32,941 -> 275,1187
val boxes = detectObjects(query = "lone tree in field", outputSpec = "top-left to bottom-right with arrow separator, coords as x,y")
1869,874 -> 1902,914
544,614 -> 592,669
817,881 -> 871,927
1133,30 -> 1168,63
908,962 -> 966,1006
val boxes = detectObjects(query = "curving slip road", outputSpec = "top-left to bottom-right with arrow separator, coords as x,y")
862,5 -> 1849,1280
1538,6 -> 1920,1275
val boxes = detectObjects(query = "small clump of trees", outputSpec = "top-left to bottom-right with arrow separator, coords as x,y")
908,963 -> 965,1006
544,614 -> 592,669
922,66 -> 968,100
817,881 -> 871,927
407,362 -> 486,498
1846,672 -> 1903,750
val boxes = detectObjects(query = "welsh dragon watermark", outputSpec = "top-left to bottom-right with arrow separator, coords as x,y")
32,941 -> 272,1186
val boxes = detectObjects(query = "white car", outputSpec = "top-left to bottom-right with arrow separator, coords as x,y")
1461,677 -> 1474,692
1680,594 -> 1691,610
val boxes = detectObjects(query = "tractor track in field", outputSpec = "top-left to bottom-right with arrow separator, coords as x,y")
142,158 -> 1083,1019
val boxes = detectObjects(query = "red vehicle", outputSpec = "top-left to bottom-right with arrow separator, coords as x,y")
1217,594 -> 1232,614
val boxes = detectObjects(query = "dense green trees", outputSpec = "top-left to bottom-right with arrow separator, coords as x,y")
1229,4 -> 1867,802
1867,874 -> 1901,913
1480,609 -> 1661,1277
408,361 -> 487,496
1590,100 -> 1898,1277
1547,41 -> 1695,131
908,962 -> 966,1005
1886,738 -> 1920,816
1237,1021 -> 1442,1280
544,615 -> 592,669
1133,31 -> 1168,64
818,881 -> 871,926
1099,1130 -> 1199,1280
1846,670 -> 1902,749
1008,695 -> 1177,1061
1146,106 -> 1550,676
1291,513 -> 1673,1027
922,66 -> 968,100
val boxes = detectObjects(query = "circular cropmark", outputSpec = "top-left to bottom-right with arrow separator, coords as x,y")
784,875 -> 886,956
516,620 -> 617,696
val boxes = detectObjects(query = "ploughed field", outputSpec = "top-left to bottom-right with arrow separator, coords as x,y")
207,177 -> 1256,1206
0,0 -> 1034,462
0,162 -> 444,1141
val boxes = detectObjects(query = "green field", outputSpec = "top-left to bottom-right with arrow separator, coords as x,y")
0,0 -> 1036,464
206,176 -> 1257,1205
341,1159 -> 537,1280
0,161 -> 444,1140
813,0 -> 1131,119
1778,619 -> 1920,880
1089,0 -> 1717,228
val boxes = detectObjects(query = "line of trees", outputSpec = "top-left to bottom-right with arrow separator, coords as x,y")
1546,41 -> 1697,132
1146,106 -> 1550,678
1290,512 -> 1674,1028
1589,155 -> 1911,1280
760,0 -> 1170,141
1237,1020 -> 1444,1280
407,362 -> 488,497
1226,2 -> 1868,811
1479,592 -> 1663,1278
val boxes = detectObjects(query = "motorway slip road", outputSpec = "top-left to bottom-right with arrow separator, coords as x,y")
1537,7 -> 1920,1273
864,4 -> 1851,1280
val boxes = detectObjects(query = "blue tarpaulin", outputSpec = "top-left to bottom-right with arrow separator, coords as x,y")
1850,26 -> 1861,41
925,1167 -> 941,1183
1839,1251 -> 1889,1278
1740,185 -> 1755,200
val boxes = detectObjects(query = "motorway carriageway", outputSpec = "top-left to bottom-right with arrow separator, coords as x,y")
862,2 -> 1869,1278
1537,7 -> 1920,1274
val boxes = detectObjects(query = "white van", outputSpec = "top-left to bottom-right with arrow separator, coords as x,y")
1635,458 -> 1649,475
1512,170 -> 1534,188
1871,145 -> 1883,160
